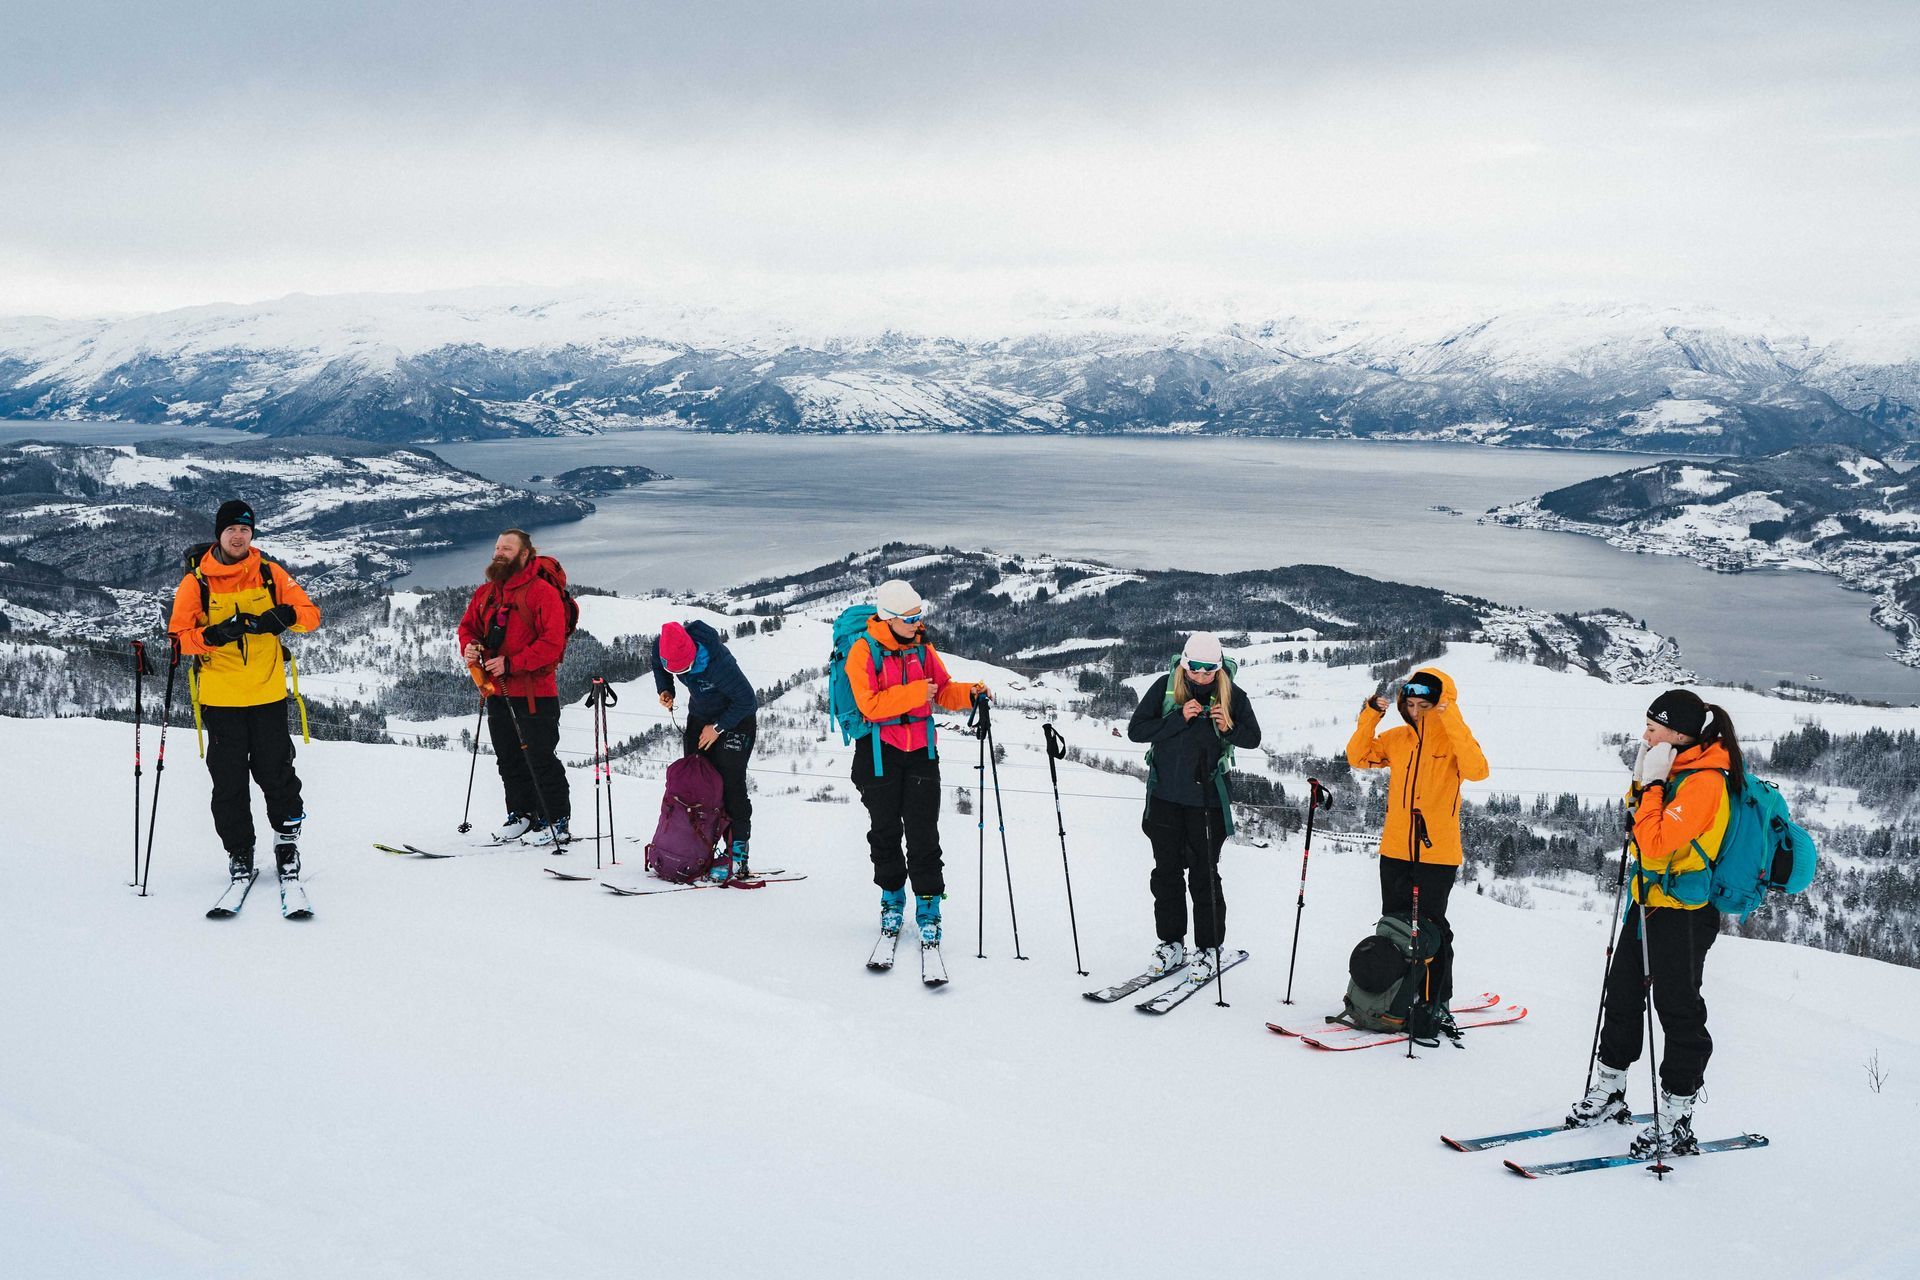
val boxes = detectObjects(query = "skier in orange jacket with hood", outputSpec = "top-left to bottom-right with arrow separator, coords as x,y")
1346,666 -> 1488,1040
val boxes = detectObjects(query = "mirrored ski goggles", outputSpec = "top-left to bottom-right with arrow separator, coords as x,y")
1183,658 -> 1220,673
1401,682 -> 1440,702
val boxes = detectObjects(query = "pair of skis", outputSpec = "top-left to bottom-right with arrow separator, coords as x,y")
1081,950 -> 1251,1014
1440,1116 -> 1771,1177
206,868 -> 311,920
593,870 -> 805,894
866,929 -> 947,987
373,838 -> 550,859
1265,994 -> 1529,1051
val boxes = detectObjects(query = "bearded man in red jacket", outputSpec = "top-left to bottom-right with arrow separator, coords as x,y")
457,529 -> 573,845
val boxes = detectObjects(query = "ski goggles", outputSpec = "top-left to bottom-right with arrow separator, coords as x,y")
1400,680 -> 1441,702
1183,658 -> 1221,673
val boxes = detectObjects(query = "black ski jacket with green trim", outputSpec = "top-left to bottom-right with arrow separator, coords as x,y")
1126,674 -> 1261,809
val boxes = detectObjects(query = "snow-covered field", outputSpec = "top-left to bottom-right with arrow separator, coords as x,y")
8,617 -> 1920,1277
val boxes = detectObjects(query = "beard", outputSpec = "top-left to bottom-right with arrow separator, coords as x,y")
484,553 -> 521,584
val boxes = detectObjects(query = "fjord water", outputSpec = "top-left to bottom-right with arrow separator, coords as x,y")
399,431 -> 1920,703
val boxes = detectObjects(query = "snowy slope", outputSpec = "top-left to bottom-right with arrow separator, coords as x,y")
8,635 -> 1920,1278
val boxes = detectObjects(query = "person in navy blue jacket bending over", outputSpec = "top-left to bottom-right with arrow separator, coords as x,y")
653,619 -> 760,879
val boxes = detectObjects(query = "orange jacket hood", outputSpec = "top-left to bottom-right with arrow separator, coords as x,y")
1346,665 -> 1490,867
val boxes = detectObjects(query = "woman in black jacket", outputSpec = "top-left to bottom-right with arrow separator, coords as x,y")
1126,631 -> 1262,982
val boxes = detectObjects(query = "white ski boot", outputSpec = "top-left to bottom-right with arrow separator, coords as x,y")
1148,940 -> 1186,976
1629,1090 -> 1699,1158
1565,1063 -> 1632,1128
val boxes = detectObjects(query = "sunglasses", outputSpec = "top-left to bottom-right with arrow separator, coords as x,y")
1184,659 -> 1220,673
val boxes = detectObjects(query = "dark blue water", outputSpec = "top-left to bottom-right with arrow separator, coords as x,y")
10,420 -> 1914,701
398,431 -> 1920,703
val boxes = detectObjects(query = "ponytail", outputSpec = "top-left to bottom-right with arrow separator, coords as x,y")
1698,702 -> 1746,795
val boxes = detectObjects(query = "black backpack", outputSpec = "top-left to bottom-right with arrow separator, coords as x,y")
1336,913 -> 1444,1037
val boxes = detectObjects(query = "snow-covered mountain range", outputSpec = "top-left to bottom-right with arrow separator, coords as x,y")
3,289 -> 1915,453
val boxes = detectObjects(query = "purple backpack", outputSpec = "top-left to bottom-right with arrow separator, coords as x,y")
646,755 -> 732,883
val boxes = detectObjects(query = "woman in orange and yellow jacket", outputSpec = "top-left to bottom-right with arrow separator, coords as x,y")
1346,667 -> 1488,1040
1567,688 -> 1739,1159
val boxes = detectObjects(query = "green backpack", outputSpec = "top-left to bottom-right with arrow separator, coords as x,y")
1335,913 -> 1444,1036
1143,655 -> 1240,834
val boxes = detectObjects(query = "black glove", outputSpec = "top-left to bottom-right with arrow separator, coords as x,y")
201,616 -> 248,647
245,604 -> 298,636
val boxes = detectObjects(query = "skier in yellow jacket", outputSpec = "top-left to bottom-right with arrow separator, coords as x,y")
1346,667 -> 1489,1040
167,499 -> 321,885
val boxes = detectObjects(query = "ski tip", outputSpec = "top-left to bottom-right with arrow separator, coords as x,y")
1503,1160 -> 1539,1179
1440,1136 -> 1470,1152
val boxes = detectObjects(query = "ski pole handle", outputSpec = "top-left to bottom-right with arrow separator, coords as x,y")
1041,722 -> 1065,785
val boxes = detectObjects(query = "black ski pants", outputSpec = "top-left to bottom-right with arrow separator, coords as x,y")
684,713 -> 755,844
1380,857 -> 1457,1004
854,741 -> 944,897
487,695 -> 571,824
1599,903 -> 1719,1097
1144,796 -> 1227,951
202,699 -> 303,860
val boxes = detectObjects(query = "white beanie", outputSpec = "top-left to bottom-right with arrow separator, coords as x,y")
875,579 -> 927,620
1181,631 -> 1223,670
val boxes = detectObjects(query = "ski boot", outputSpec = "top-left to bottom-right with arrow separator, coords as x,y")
1188,946 -> 1219,983
273,818 -> 302,880
227,850 -> 254,883
1148,940 -> 1186,976
1434,1005 -> 1463,1045
1565,1062 -> 1632,1128
1629,1090 -> 1699,1158
915,894 -> 943,945
880,888 -> 907,936
530,817 -> 571,849
729,838 -> 751,880
493,813 -> 531,842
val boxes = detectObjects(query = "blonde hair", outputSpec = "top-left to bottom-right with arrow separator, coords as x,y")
1172,663 -> 1233,732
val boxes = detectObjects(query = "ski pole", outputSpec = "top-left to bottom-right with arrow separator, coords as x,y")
139,638 -> 180,896
457,698 -> 485,834
1584,811 -> 1635,1095
980,700 -> 1025,960
1040,723 -> 1086,976
972,695 -> 988,959
1639,903 -> 1669,1179
1404,711 -> 1428,1061
1282,777 -> 1334,1005
1203,802 -> 1228,1007
585,680 -> 605,868
130,640 -> 154,887
601,682 -> 618,864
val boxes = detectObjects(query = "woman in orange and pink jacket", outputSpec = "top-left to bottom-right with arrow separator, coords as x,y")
844,579 -> 989,948
1346,667 -> 1488,1040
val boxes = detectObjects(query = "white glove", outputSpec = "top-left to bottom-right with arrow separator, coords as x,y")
1634,742 -> 1677,788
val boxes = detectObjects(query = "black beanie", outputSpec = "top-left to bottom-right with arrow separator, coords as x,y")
214,499 -> 256,538
1402,671 -> 1443,703
1647,689 -> 1708,739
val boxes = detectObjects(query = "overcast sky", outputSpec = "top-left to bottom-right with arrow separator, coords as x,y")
3,1 -> 1916,319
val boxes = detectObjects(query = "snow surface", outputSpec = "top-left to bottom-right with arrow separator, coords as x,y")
10,617 -> 1920,1276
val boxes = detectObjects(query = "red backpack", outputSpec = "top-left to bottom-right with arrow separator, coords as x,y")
526,554 -> 580,637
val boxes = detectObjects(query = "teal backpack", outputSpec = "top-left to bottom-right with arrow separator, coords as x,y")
827,604 -> 936,776
1143,654 -> 1240,835
1644,768 -> 1818,919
